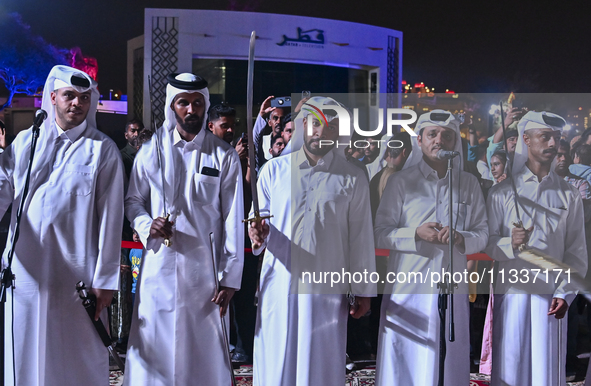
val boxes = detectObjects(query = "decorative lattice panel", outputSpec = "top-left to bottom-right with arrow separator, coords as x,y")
387,36 -> 400,108
133,46 -> 144,121
151,16 -> 179,128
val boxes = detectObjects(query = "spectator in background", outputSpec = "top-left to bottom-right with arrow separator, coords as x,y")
345,141 -> 365,161
120,119 -> 149,178
209,103 -> 249,207
369,131 -> 412,221
490,150 -> 507,184
571,127 -> 591,156
570,144 -> 591,185
363,134 -> 385,180
557,141 -> 591,219
208,103 -> 237,144
254,95 -> 287,171
269,133 -> 285,158
467,123 -> 491,181
281,113 -> 293,145
487,106 -> 524,169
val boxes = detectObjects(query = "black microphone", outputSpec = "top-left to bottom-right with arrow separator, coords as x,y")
436,149 -> 460,160
33,109 -> 47,127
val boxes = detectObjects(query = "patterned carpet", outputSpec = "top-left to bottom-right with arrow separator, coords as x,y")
109,367 -> 488,385
109,368 -> 586,385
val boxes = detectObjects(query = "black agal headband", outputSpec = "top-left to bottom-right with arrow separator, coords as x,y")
167,73 -> 208,90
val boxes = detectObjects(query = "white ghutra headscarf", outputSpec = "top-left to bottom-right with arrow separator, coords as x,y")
163,73 -> 210,133
513,111 -> 565,174
403,109 -> 463,171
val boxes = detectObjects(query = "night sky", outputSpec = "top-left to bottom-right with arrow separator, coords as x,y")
1,0 -> 590,94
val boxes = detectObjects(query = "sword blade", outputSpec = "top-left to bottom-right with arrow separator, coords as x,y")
148,75 -> 168,217
499,101 -> 521,223
209,232 -> 236,386
107,345 -> 126,374
155,128 -> 168,215
246,31 -> 260,215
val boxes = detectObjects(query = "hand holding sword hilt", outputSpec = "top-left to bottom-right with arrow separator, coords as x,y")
163,213 -> 172,247
243,210 -> 273,224
512,220 -> 528,251
246,211 -> 272,250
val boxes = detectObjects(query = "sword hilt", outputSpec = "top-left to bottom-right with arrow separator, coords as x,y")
163,213 -> 172,247
243,210 -> 273,224
512,220 -> 527,251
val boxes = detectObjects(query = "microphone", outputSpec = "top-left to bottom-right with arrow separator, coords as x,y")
436,149 -> 460,160
33,109 -> 47,127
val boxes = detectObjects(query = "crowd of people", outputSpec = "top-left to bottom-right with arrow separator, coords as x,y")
0,64 -> 589,386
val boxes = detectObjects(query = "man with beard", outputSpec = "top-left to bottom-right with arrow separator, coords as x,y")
486,111 -> 587,386
254,95 -> 287,171
0,65 -> 124,386
248,97 -> 376,386
124,73 -> 244,385
120,119 -> 148,178
374,110 -> 488,385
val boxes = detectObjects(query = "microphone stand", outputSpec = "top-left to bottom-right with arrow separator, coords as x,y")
0,118 -> 43,302
1,114 -> 44,385
437,156 -> 456,386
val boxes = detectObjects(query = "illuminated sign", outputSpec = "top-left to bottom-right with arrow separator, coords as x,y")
277,28 -> 325,48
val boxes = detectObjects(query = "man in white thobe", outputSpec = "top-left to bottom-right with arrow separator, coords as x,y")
485,111 -> 587,386
0,65 -> 125,386
249,97 -> 377,386
374,110 -> 488,385
124,73 -> 244,385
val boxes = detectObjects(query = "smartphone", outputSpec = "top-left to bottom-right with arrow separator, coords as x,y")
271,97 -> 291,108
512,100 -> 524,109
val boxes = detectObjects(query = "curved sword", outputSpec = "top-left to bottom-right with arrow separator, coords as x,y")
148,75 -> 172,247
499,101 -> 526,250
209,233 -> 236,386
243,30 -> 272,224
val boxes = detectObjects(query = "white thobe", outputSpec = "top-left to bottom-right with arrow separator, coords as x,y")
0,121 -> 124,386
253,149 -> 376,386
374,160 -> 488,386
124,127 -> 244,386
485,167 -> 587,386
477,159 -> 491,181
